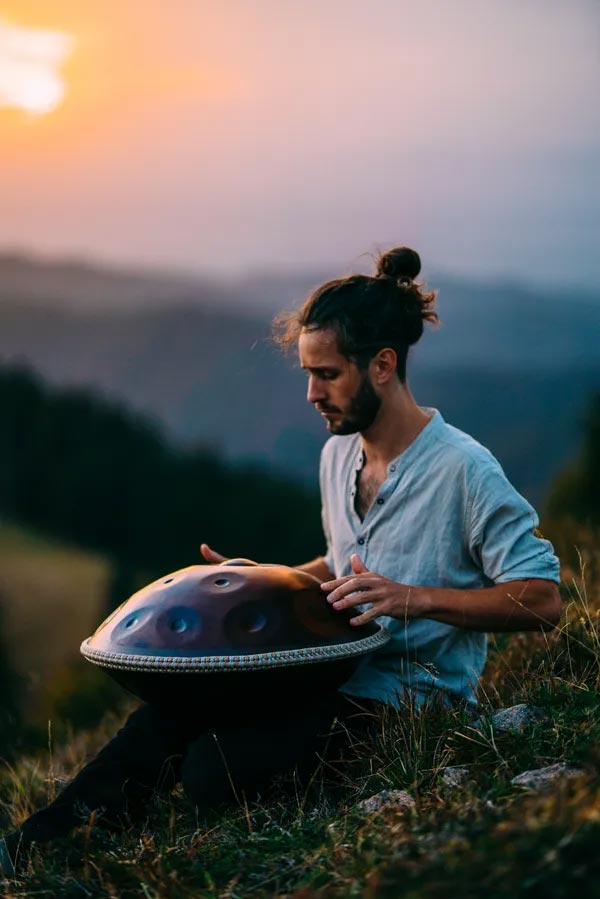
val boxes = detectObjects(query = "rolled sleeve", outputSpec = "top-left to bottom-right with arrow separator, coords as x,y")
468,464 -> 560,584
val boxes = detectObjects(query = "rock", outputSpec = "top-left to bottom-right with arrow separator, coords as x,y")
356,789 -> 415,815
440,766 -> 472,792
475,704 -> 549,734
511,763 -> 585,790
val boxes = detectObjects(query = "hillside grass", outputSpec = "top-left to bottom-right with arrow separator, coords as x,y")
2,546 -> 600,897
0,523 -> 116,745
0,523 -> 109,673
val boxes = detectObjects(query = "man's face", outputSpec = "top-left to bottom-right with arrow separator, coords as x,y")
298,327 -> 381,435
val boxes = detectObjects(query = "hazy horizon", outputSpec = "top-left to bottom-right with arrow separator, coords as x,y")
3,244 -> 599,307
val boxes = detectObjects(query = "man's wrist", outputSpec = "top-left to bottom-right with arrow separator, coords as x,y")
296,556 -> 334,583
411,585 -> 435,618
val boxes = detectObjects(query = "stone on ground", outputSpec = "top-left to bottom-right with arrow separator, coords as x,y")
357,789 -> 415,814
441,766 -> 472,792
511,762 -> 585,790
475,703 -> 549,734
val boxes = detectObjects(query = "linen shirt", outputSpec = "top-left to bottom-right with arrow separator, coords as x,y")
319,408 -> 561,708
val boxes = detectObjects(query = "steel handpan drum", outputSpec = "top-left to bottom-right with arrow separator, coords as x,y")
81,560 -> 390,720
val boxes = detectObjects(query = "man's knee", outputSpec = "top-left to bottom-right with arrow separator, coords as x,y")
181,733 -> 242,808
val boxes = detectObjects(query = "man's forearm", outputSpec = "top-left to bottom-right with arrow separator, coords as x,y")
296,556 -> 334,583
321,557 -> 561,631
417,578 -> 561,632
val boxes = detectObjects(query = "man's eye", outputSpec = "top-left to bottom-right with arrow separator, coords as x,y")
305,370 -> 338,381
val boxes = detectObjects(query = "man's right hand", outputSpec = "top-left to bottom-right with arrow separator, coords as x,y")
199,543 -> 229,564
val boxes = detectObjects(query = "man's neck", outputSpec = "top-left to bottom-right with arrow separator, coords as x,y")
359,387 -> 432,468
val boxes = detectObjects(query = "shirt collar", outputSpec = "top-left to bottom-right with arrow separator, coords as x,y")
353,407 -> 445,475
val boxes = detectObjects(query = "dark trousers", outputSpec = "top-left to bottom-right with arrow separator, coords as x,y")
5,691 -> 378,857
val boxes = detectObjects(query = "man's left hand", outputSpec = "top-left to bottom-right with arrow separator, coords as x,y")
320,554 -> 430,626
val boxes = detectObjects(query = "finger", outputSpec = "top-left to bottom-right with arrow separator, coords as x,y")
200,543 -> 228,563
321,573 -> 376,592
351,553 -> 369,575
321,574 -> 357,591
349,606 -> 382,626
326,577 -> 375,603
331,589 -> 381,611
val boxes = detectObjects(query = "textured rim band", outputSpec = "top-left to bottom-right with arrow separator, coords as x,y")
80,627 -> 390,674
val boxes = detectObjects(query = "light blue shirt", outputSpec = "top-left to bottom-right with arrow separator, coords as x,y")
319,408 -> 561,708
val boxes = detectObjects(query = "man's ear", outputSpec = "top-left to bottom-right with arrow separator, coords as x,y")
371,348 -> 397,384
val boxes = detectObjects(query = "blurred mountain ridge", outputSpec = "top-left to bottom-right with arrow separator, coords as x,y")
0,252 -> 599,506
0,251 -> 327,315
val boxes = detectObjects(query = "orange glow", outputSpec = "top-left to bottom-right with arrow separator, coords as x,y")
0,17 -> 73,116
0,2 -> 243,168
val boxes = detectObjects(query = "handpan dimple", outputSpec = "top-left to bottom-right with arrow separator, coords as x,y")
199,570 -> 245,595
156,606 -> 202,647
113,607 -> 155,644
224,600 -> 282,649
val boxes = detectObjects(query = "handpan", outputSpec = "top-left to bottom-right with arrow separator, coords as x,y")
81,560 -> 390,719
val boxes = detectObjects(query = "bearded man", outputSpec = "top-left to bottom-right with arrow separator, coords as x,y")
0,246 -> 560,877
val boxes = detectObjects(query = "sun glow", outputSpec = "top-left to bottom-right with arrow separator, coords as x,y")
0,18 -> 74,116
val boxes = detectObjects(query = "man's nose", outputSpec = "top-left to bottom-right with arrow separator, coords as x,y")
306,375 -> 325,404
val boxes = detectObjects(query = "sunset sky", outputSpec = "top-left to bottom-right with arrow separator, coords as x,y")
0,1 -> 598,286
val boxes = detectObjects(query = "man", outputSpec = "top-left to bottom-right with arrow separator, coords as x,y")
208,245 -> 561,709
0,246 -> 560,876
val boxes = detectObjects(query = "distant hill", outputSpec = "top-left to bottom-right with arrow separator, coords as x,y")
0,251 -> 326,314
0,252 -> 598,506
0,251 -> 230,311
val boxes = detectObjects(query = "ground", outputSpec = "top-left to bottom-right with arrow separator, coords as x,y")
1,545 -> 600,897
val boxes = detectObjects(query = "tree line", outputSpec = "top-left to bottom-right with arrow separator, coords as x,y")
547,390 -> 600,530
0,363 -> 324,588
1,362 -> 599,587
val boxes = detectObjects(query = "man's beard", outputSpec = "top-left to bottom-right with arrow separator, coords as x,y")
323,373 -> 382,435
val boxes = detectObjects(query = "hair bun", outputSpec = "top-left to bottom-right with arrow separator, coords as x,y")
376,246 -> 421,283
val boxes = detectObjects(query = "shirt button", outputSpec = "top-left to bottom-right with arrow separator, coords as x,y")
357,537 -> 365,545
390,464 -> 396,472
377,498 -> 385,505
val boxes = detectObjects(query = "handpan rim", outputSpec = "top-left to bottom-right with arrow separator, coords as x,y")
80,625 -> 390,673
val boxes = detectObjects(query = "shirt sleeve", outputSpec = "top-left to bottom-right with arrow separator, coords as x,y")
467,462 -> 561,584
319,443 -> 336,577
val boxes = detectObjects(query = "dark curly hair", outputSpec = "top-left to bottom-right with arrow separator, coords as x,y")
273,246 -> 438,382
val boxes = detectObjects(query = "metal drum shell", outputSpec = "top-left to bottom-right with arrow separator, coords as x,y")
80,562 -> 390,713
